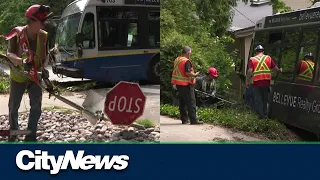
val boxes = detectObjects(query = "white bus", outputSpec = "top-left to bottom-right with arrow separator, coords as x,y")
52,0 -> 160,83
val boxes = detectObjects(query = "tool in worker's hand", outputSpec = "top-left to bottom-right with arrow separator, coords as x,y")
194,89 -> 237,105
0,53 -> 105,125
23,61 -> 33,72
0,130 -> 31,137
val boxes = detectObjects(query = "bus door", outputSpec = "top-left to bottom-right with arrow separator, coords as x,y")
267,29 -> 298,123
265,46 -> 280,115
292,27 -> 320,133
78,7 -> 98,58
73,6 -> 98,78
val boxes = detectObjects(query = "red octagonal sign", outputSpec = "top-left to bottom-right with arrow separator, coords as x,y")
104,81 -> 146,125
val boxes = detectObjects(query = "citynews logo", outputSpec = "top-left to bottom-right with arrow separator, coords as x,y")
16,150 -> 129,175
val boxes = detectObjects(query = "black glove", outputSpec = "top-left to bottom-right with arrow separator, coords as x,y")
42,68 -> 50,79
23,63 -> 32,72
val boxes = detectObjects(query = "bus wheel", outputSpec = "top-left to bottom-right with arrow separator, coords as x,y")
148,55 -> 160,84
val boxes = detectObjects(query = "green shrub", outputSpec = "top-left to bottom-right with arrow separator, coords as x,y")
160,30 -> 235,103
136,119 -> 155,128
160,104 -> 297,141
0,77 -> 10,94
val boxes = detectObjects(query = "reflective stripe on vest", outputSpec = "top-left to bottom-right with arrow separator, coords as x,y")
251,55 -> 272,82
10,29 -> 48,83
201,79 -> 214,93
297,60 -> 314,81
171,56 -> 196,86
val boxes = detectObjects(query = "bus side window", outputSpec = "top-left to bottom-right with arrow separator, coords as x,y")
252,31 -> 267,49
82,13 -> 95,49
267,48 -> 280,78
296,27 -> 319,84
278,30 -> 299,82
268,31 -> 282,44
295,46 -> 317,83
278,46 -> 297,82
98,7 -> 139,49
302,28 -> 319,44
148,10 -> 159,47
126,23 -> 138,47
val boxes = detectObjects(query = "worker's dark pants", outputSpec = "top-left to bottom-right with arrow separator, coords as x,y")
176,84 -> 197,123
8,79 -> 42,141
245,84 -> 255,111
253,86 -> 269,119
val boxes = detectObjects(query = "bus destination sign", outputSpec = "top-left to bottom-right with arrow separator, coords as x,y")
265,7 -> 320,28
124,0 -> 160,5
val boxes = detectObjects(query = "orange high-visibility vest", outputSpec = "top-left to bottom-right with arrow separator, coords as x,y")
171,56 -> 196,86
297,60 -> 314,81
8,26 -> 47,83
251,55 -> 272,82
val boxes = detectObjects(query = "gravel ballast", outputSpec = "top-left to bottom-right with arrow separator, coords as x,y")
0,110 -> 160,142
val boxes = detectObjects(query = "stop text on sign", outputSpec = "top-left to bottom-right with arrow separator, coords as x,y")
108,96 -> 142,113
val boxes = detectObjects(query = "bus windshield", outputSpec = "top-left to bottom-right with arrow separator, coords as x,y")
55,13 -> 81,51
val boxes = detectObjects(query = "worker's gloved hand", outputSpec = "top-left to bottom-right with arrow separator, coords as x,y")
23,63 -> 32,72
42,68 -> 50,79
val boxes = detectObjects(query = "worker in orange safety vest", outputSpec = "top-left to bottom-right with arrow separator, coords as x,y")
246,45 -> 282,119
4,4 -> 52,142
296,52 -> 315,82
171,46 -> 203,125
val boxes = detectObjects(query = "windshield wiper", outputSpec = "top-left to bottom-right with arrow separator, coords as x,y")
58,46 -> 74,56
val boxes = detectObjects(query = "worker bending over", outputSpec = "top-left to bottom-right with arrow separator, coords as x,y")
195,67 -> 219,107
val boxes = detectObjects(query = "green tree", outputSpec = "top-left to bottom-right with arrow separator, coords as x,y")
160,0 -> 236,103
0,0 -> 74,49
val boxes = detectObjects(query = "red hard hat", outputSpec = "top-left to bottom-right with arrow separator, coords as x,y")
208,67 -> 218,78
25,5 -> 52,22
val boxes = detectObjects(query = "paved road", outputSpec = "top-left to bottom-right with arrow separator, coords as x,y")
160,116 -> 263,142
0,63 -> 88,82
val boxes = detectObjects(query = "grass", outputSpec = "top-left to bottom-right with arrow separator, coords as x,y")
135,119 -> 155,128
160,104 -> 298,141
51,80 -> 98,93
43,106 -> 76,114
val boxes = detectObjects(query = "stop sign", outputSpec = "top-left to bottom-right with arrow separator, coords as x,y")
104,81 -> 146,125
